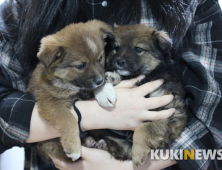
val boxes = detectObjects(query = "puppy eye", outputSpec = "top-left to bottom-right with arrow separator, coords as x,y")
55,54 -> 62,60
135,47 -> 145,53
98,56 -> 103,62
75,63 -> 86,70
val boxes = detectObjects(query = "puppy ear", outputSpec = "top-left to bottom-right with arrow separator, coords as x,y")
153,30 -> 172,52
100,27 -> 114,41
100,27 -> 115,48
87,20 -> 114,41
37,44 -> 64,68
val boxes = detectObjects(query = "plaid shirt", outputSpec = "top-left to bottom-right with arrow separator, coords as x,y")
0,0 -> 222,169
0,1 -> 35,153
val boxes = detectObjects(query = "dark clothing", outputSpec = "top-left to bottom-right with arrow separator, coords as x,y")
0,0 -> 222,169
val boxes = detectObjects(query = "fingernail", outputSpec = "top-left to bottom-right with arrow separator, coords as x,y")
156,79 -> 164,84
159,79 -> 164,83
167,94 -> 174,98
137,75 -> 145,82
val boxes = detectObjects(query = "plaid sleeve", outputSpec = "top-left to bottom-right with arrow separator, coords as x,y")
0,44 -> 35,153
169,0 -> 222,169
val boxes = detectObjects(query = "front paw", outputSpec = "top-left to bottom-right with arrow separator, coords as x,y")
83,136 -> 108,151
97,139 -> 108,150
82,136 -> 97,148
62,137 -> 81,161
93,83 -> 116,107
132,144 -> 150,166
105,72 -> 121,86
66,152 -> 81,162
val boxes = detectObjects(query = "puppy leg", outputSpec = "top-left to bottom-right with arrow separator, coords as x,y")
132,120 -> 168,166
93,72 -> 121,107
93,83 -> 116,107
38,99 -> 81,162
167,109 -> 187,143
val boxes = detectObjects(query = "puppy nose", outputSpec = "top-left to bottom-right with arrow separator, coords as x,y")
95,78 -> 104,86
117,59 -> 126,67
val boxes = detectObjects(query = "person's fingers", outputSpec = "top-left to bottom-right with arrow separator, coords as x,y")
115,75 -> 145,88
48,154 -> 65,169
141,108 -> 175,121
145,94 -> 174,110
49,153 -> 84,170
132,79 -> 164,96
80,146 -> 94,160
81,146 -> 111,160
49,147 -> 93,162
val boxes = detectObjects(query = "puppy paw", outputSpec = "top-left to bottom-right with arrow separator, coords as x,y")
105,72 -> 121,86
66,152 -> 81,161
62,137 -> 81,161
93,83 -> 116,107
82,137 -> 108,150
132,145 -> 150,166
97,139 -> 108,150
82,136 -> 98,148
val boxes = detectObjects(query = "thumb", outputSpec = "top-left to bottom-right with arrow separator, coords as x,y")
81,146 -> 111,160
81,146 -> 95,159
115,75 -> 145,88
48,147 -> 90,161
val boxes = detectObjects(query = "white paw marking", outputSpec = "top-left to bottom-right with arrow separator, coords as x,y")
94,83 -> 116,107
66,151 -> 81,161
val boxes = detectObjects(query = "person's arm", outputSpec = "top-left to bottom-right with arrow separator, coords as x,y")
0,66 -> 35,153
49,146 -> 176,170
0,0 -> 36,153
26,78 -> 175,143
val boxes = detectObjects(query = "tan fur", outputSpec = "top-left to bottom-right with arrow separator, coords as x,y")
106,25 -> 165,75
27,20 -> 113,162
109,25 -> 186,166
87,24 -> 187,166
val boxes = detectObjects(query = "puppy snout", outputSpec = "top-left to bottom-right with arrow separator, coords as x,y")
95,78 -> 104,86
117,59 -> 126,67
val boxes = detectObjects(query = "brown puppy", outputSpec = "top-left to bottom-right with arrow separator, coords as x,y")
26,20 -> 114,162
86,24 -> 187,166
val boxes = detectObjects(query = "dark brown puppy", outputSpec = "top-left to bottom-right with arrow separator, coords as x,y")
86,24 -> 187,166
26,20 -> 113,162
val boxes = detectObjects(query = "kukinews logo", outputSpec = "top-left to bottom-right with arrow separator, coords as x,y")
150,149 -> 222,160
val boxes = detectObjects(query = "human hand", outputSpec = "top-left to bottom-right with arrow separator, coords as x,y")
106,76 -> 175,130
49,146 -> 176,170
76,76 -> 175,131
49,146 -> 127,170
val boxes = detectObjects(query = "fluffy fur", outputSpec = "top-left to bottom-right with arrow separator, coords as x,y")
86,24 -> 187,166
26,20 -> 114,162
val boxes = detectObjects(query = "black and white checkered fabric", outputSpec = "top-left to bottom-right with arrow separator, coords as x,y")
168,0 -> 222,169
0,0 -> 222,169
